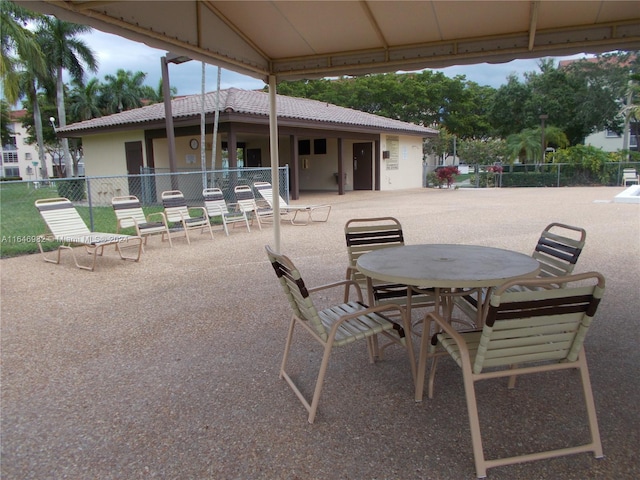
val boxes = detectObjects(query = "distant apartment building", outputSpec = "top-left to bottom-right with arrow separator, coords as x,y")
0,110 -> 54,180
559,56 -> 639,154
584,126 -> 639,153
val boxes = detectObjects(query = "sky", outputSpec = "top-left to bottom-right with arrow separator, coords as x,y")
77,29 -> 590,97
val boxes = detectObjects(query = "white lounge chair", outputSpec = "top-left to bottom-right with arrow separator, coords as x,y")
35,197 -> 142,271
203,188 -> 251,235
254,181 -> 331,225
233,185 -> 273,230
161,190 -> 214,244
112,195 -> 172,251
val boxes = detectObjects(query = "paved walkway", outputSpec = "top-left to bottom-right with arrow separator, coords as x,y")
2,186 -> 639,479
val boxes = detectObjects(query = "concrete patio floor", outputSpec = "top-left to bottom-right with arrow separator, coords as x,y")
1,186 -> 639,479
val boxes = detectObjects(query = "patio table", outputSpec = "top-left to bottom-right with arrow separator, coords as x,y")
356,243 -> 541,326
356,244 -> 541,400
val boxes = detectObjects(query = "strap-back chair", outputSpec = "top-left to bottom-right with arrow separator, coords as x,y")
112,195 -> 172,251
418,272 -> 605,478
203,188 -> 251,235
266,245 -> 415,423
161,190 -> 214,244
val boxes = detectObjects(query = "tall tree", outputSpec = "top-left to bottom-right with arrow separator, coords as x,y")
488,74 -> 533,138
36,17 -> 97,177
100,69 -> 147,113
0,0 -> 45,104
17,64 -> 51,178
68,77 -> 102,121
0,99 -> 11,145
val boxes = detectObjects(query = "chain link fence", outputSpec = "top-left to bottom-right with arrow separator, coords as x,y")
0,167 -> 288,257
426,161 -> 640,188
1,162 -> 639,257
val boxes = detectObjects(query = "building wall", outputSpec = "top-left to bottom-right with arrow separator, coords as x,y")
78,128 -> 427,192
585,128 -> 639,152
1,117 -> 54,180
83,131 -> 146,176
379,134 -> 424,190
584,130 -> 624,152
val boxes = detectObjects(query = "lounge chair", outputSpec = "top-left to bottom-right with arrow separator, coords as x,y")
35,197 -> 142,271
202,188 -> 251,235
418,272 -> 605,478
233,185 -> 273,230
161,190 -> 214,244
254,181 -> 331,225
265,245 -> 415,423
622,168 -> 639,186
112,195 -> 172,251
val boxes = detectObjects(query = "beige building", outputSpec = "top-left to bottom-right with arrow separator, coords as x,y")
55,88 -> 436,199
1,110 -> 57,180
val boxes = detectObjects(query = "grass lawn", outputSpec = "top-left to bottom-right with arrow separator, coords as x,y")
0,183 -> 164,257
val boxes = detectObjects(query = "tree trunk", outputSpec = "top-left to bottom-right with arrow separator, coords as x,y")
29,84 -> 49,179
56,67 -> 73,177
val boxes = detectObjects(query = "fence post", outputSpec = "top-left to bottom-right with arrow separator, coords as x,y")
86,177 -> 95,231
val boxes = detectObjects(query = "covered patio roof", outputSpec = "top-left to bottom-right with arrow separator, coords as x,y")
18,0 -> 640,251
16,1 -> 640,82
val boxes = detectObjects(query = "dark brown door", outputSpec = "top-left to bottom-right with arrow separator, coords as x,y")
353,142 -> 372,190
125,141 -> 144,199
246,148 -> 262,167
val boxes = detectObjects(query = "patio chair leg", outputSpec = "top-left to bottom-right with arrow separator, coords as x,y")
279,317 -> 296,380
578,350 -> 604,458
462,368 -> 487,479
308,341 -> 334,424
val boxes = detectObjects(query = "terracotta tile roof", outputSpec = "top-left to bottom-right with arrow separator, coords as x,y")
56,88 -> 436,136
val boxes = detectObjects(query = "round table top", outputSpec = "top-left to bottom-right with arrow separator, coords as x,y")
356,244 -> 540,289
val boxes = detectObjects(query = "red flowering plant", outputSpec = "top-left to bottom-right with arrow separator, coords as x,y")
435,165 -> 460,188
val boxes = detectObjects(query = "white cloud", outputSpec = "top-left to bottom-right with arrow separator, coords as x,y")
74,30 -> 266,95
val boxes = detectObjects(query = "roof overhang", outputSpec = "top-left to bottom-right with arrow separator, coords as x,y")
15,1 -> 640,82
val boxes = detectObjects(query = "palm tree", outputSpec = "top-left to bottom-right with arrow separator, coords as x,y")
17,65 -> 51,178
36,17 -> 97,177
140,78 -> 177,104
100,69 -> 147,113
0,99 -> 11,145
69,77 -> 102,121
506,126 -> 569,164
0,0 -> 46,104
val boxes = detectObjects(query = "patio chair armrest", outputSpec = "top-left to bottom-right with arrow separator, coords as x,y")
187,206 -> 208,218
426,311 -> 472,360
308,279 -> 364,303
205,205 -> 224,216
146,211 -> 168,224
327,302 -> 408,338
345,265 -> 358,279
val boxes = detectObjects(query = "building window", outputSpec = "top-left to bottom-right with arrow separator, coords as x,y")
4,166 -> 20,177
25,152 -> 32,160
298,139 -> 311,155
313,138 -> 327,155
605,129 -> 620,138
2,151 -> 18,163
